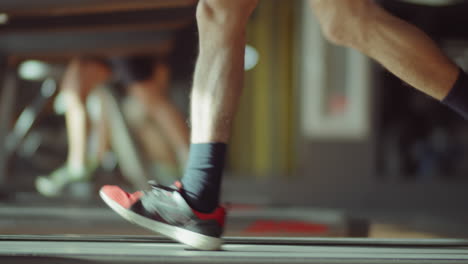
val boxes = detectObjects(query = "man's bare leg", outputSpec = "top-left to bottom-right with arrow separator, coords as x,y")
309,0 -> 459,100
191,0 -> 259,143
179,0 -> 259,214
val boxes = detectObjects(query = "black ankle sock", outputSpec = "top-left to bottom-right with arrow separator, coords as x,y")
442,68 -> 468,120
181,143 -> 227,213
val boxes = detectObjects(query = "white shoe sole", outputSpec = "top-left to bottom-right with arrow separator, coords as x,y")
99,190 -> 223,250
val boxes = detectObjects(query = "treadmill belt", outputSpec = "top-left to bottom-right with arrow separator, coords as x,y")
1,235 -> 468,264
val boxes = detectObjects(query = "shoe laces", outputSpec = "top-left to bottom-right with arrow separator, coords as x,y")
147,181 -> 177,197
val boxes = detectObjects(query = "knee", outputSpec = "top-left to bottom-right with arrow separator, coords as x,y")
318,14 -> 350,46
196,0 -> 258,27
310,0 -> 376,47
63,58 -> 110,101
67,58 -> 108,77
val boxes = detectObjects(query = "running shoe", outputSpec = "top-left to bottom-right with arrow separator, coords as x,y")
35,163 -> 95,197
99,181 -> 225,250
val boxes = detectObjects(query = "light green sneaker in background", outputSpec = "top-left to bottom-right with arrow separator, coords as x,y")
35,162 -> 97,197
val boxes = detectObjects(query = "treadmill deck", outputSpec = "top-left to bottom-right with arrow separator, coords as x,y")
1,235 -> 468,264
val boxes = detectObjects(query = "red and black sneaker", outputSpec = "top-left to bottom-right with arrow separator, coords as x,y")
99,182 -> 225,250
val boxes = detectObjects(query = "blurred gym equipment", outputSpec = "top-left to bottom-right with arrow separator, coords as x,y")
5,78 -> 57,157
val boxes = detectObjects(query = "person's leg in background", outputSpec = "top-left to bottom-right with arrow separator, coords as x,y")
309,0 -> 468,118
113,56 -> 189,184
36,58 -> 110,197
100,0 -> 259,250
